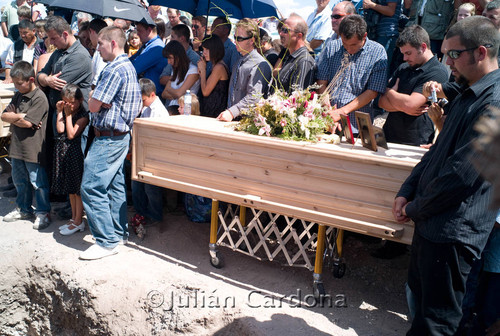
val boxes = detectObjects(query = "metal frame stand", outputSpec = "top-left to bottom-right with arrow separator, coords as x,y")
208,202 -> 346,301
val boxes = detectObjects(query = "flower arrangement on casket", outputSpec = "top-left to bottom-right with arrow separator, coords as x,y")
235,86 -> 336,142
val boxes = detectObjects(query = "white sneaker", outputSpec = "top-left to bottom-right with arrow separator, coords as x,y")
33,213 -> 51,230
79,244 -> 118,260
3,208 -> 34,222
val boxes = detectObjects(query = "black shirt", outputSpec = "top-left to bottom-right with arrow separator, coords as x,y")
39,40 -> 92,111
397,69 -> 500,257
383,56 -> 449,146
264,48 -> 279,67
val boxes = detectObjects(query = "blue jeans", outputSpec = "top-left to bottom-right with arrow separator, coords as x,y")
11,158 -> 51,215
81,133 -> 130,248
131,180 -> 163,221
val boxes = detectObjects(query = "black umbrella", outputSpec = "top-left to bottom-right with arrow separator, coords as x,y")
37,0 -> 155,25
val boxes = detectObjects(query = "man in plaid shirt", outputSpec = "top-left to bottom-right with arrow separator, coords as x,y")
316,15 -> 387,133
80,26 -> 142,260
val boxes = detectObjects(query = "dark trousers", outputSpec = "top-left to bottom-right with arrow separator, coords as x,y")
469,272 -> 500,335
407,232 -> 476,336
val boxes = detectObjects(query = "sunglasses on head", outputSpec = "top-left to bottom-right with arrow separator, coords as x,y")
446,44 -> 492,59
234,35 -> 252,42
331,14 -> 346,19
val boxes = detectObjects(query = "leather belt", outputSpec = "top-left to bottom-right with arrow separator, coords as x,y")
94,127 -> 129,137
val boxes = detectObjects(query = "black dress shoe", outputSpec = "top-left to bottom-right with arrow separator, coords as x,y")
3,189 -> 17,198
371,241 -> 408,259
0,183 -> 15,191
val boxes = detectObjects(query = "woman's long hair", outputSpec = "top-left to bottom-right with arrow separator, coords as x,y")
163,40 -> 190,83
201,34 -> 225,64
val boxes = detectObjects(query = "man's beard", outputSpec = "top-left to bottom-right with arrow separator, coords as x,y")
409,62 -> 421,69
455,73 -> 468,86
454,54 -> 475,86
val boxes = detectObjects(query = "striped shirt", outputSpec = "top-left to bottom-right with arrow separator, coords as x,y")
91,54 -> 142,133
275,46 -> 316,93
398,69 -> 500,258
317,38 -> 387,131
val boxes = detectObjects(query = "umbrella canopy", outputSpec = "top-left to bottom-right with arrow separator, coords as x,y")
37,0 -> 155,25
148,0 -> 279,19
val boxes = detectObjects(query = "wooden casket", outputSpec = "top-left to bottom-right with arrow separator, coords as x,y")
132,115 -> 426,246
0,83 -> 15,138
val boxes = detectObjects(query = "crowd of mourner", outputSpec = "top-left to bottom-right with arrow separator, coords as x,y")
0,0 -> 499,334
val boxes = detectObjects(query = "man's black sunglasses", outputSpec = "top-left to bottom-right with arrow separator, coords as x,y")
447,44 -> 493,59
280,27 -> 300,34
331,14 -> 346,19
234,35 -> 252,42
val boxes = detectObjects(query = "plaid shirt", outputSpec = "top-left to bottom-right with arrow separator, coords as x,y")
92,54 -> 142,132
317,38 -> 387,130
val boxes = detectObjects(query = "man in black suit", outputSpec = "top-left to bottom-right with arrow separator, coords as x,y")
393,16 -> 500,335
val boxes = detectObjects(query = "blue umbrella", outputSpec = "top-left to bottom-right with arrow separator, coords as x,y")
148,0 -> 280,19
37,0 -> 155,25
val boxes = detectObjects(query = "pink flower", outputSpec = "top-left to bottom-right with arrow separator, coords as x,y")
280,119 -> 287,127
310,91 -> 315,100
259,124 -> 271,136
303,109 -> 313,119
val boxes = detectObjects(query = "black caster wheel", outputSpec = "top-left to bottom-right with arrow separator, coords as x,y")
313,282 -> 326,303
210,252 -> 224,269
332,262 -> 346,278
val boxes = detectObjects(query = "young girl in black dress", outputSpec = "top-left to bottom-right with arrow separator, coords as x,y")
52,84 -> 89,236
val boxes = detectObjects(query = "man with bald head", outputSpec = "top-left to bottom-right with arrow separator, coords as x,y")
275,13 -> 316,93
316,1 -> 356,60
113,19 -> 133,38
331,1 -> 356,39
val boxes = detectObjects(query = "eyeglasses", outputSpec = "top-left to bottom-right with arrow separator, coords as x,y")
331,14 -> 346,19
192,24 -> 200,30
446,44 -> 493,59
234,35 -> 252,42
280,27 -> 299,34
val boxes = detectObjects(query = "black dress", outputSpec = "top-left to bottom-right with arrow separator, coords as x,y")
200,63 -> 229,118
51,107 -> 88,195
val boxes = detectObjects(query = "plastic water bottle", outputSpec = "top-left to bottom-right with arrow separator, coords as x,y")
184,90 -> 191,116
